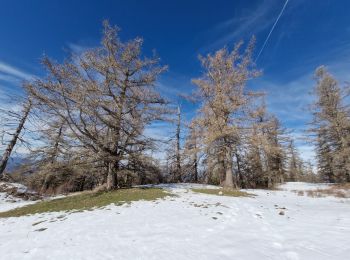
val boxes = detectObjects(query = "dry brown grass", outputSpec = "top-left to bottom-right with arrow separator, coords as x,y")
297,190 -> 304,196
291,183 -> 350,198
332,183 -> 350,190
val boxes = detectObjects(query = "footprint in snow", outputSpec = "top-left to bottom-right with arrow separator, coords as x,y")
32,220 -> 46,226
34,228 -> 47,232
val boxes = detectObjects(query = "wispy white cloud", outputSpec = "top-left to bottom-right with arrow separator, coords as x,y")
253,45 -> 350,163
0,74 -> 22,84
67,43 -> 91,54
0,62 -> 34,154
261,74 -> 313,120
198,0 -> 277,53
0,61 -> 34,82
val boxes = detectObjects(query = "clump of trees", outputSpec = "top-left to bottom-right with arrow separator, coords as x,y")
309,66 -> 350,183
185,39 -> 290,189
1,22 -> 322,194
162,38 -> 310,189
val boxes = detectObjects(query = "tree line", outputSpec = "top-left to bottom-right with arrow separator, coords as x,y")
1,21 -> 344,194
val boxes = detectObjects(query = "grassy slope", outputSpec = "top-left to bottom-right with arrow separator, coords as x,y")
192,188 -> 254,197
0,188 -> 170,218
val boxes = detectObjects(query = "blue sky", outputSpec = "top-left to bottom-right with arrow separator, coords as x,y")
1,0 -> 350,161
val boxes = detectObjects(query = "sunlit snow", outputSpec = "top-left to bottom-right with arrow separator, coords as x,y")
0,182 -> 349,260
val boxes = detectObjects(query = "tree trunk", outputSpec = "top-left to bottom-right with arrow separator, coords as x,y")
106,160 -> 118,190
223,148 -> 235,189
267,175 -> 272,189
0,102 -> 31,178
218,151 -> 226,186
50,122 -> 64,164
40,174 -> 50,194
235,152 -> 243,187
40,125 -> 65,192
206,154 -> 214,184
175,106 -> 182,182
194,153 -> 198,183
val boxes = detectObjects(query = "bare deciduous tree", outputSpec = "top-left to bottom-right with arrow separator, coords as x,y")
175,106 -> 182,182
27,21 -> 169,190
192,37 -> 261,189
309,66 -> 350,183
183,120 -> 202,182
0,100 -> 32,178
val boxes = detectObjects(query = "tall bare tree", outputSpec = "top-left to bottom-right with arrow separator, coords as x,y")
286,140 -> 304,181
27,21 -> 169,189
310,66 -> 350,183
244,102 -> 286,188
183,120 -> 202,182
0,100 -> 32,178
175,106 -> 182,182
192,37 -> 260,189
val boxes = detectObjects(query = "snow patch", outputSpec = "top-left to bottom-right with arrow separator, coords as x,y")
0,182 -> 349,259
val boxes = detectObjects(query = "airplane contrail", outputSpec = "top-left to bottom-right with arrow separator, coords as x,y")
255,0 -> 290,62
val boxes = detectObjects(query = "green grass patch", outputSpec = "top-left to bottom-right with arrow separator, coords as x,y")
192,188 -> 254,197
0,188 -> 170,218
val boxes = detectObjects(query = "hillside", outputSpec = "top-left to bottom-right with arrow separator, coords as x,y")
0,182 -> 349,260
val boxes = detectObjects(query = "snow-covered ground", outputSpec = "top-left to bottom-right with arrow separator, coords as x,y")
0,182 -> 349,260
0,193 -> 34,213
0,182 -> 36,212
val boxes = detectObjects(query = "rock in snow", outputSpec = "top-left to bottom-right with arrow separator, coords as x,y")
0,182 -> 349,260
